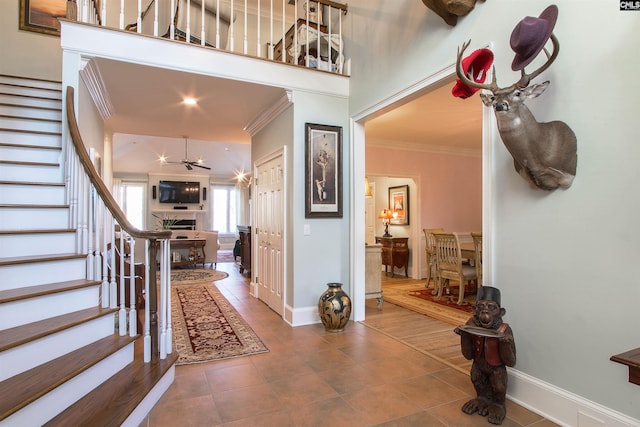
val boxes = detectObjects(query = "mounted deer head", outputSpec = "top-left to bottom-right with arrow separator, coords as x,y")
456,36 -> 577,191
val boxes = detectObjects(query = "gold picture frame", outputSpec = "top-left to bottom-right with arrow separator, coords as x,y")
19,0 -> 68,36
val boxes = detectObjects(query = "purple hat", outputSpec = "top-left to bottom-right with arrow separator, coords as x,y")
510,5 -> 558,71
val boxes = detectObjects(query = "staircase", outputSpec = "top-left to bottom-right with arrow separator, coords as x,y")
0,75 -> 176,426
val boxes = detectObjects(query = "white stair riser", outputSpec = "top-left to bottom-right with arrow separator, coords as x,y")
0,93 -> 61,110
0,84 -> 61,100
0,314 -> 116,381
0,116 -> 61,134
0,207 -> 68,231
0,184 -> 65,205
0,258 -> 85,290
0,232 -> 76,257
0,129 -> 61,147
1,342 -> 134,427
0,104 -> 61,121
0,76 -> 62,91
0,286 -> 99,330
0,145 -> 61,163
0,163 -> 62,182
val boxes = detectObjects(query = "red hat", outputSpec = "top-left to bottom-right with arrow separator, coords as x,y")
452,48 -> 494,99
510,5 -> 558,71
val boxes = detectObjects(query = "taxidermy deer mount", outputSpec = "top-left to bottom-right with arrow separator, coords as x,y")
456,36 -> 577,191
421,0 -> 484,26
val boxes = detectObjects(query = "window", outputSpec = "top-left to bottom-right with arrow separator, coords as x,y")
211,185 -> 236,233
119,182 -> 147,229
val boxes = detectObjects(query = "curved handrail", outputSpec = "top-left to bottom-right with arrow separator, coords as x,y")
66,86 -> 171,241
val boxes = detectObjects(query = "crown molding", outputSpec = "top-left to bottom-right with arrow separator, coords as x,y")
367,138 -> 481,158
244,90 -> 293,136
79,59 -> 114,121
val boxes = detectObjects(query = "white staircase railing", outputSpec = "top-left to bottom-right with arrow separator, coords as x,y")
65,86 -> 173,362
70,0 -> 348,74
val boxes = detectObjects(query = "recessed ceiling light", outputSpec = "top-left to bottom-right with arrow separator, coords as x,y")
183,97 -> 197,106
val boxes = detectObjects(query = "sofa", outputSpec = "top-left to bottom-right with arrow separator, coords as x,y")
171,230 -> 220,268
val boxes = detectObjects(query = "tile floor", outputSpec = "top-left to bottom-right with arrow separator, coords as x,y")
142,262 -> 558,426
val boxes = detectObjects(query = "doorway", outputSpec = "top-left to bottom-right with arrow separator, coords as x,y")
351,66 -> 493,322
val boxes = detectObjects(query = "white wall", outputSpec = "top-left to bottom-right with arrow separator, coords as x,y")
347,0 -> 640,423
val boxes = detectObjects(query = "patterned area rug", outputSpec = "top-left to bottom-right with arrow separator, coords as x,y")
170,269 -> 228,284
381,281 -> 473,326
172,283 -> 269,365
216,250 -> 236,263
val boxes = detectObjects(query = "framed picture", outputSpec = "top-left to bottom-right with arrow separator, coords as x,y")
305,123 -> 342,218
19,0 -> 68,36
389,185 -> 409,225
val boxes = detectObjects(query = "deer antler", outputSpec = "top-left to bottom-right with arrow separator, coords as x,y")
455,40 -> 498,93
456,34 -> 559,95
515,33 -> 560,88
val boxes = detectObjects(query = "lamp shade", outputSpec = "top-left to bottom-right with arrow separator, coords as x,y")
364,177 -> 373,198
378,209 -> 393,219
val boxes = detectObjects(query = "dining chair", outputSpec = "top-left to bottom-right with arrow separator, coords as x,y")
471,231 -> 482,287
433,231 -> 477,305
423,228 -> 444,291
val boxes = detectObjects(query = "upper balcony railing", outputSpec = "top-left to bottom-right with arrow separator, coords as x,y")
71,0 -> 348,74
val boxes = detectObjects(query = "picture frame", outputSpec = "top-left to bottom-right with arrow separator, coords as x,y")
19,0 -> 68,36
305,123 -> 342,218
388,185 -> 409,225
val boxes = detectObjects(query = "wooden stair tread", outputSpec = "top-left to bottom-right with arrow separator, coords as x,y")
0,334 -> 137,421
0,127 -> 61,136
0,159 -> 59,167
0,278 -> 100,304
0,228 -> 75,236
0,180 -> 65,186
0,142 -> 61,150
0,306 -> 117,352
45,341 -> 178,427
0,253 -> 84,266
0,114 -> 60,124
0,203 -> 68,209
0,102 -> 61,112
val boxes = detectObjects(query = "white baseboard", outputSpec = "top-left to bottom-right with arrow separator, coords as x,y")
507,368 -> 639,427
287,304 -> 320,327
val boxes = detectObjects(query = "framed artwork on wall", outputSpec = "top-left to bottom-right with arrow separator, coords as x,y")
305,123 -> 342,218
19,0 -> 68,36
389,185 -> 409,225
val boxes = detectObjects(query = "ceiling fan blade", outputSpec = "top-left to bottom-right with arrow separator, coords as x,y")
192,163 -> 211,170
185,163 -> 193,170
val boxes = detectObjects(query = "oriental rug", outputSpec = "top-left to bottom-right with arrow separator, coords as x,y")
216,250 -> 236,263
171,283 -> 268,365
170,269 -> 228,285
381,279 -> 474,326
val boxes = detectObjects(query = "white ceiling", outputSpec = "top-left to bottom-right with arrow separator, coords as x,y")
101,58 -> 481,179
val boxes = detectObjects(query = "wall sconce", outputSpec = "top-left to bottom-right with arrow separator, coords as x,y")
364,177 -> 373,198
378,209 -> 394,237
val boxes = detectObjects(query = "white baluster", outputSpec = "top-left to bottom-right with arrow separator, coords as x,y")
201,0 -> 206,46
165,242 -> 173,355
170,0 -> 176,40
269,0 -> 273,59
101,0 -> 107,26
129,238 -> 137,336
243,0 -> 248,54
216,0 -> 220,48
137,0 -> 142,32
109,224 -> 117,308
118,233 -> 127,335
229,0 -> 235,51
256,0 -> 261,56
154,0 -> 159,36
160,240 -> 169,359
144,239 -> 151,362
186,0 -> 191,43
120,0 -> 125,30
101,205 -> 110,308
280,0 -> 285,62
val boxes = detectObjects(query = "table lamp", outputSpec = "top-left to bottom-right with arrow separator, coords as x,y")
378,209 -> 394,237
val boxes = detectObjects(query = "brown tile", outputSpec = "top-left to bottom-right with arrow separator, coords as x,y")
342,383 -> 424,425
427,398 -> 523,427
318,363 -> 386,395
288,396 -> 369,427
204,362 -> 264,392
148,395 -> 221,426
375,410 -> 447,426
212,383 -> 284,423
221,410 -> 296,427
391,374 -> 470,408
251,352 -> 315,382
268,372 -> 338,408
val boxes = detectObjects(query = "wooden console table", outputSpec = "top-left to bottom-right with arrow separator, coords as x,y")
375,236 -> 409,277
169,238 -> 206,268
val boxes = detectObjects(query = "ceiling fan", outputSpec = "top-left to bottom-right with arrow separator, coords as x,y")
162,137 -> 211,171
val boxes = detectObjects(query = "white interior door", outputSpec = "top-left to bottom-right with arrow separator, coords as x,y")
254,152 -> 284,315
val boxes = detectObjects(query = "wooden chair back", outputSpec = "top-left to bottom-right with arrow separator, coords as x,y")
423,228 -> 444,289
433,231 -> 477,305
471,231 -> 482,286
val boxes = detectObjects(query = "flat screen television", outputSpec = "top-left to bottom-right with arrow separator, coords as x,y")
158,180 -> 200,204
